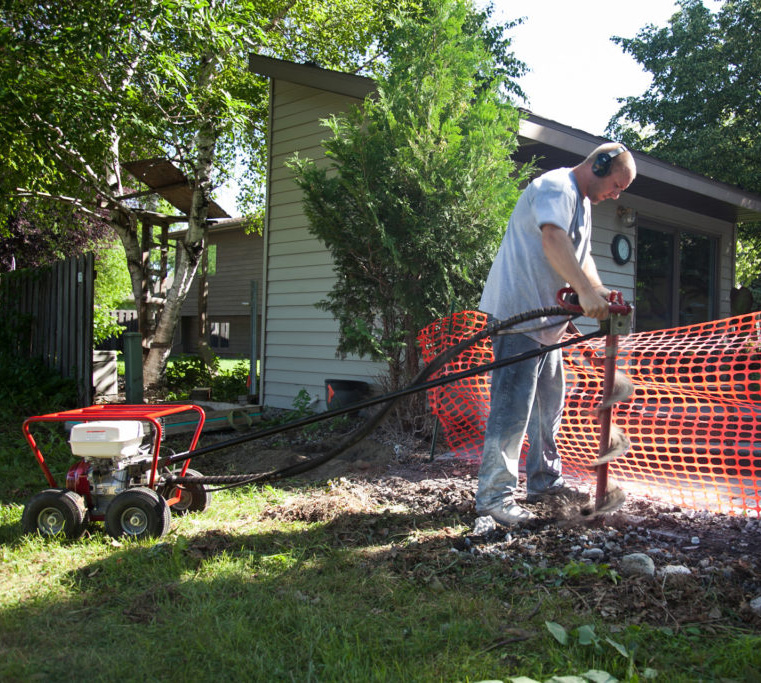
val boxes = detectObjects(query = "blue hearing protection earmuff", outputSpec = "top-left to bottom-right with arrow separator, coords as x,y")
592,145 -> 627,177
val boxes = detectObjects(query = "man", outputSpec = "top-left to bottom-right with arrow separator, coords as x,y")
476,142 -> 637,526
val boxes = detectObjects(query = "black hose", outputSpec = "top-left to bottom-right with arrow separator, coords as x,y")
165,306 -> 596,488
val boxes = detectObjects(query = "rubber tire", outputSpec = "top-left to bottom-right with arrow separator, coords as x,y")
104,487 -> 171,540
22,489 -> 88,540
162,469 -> 212,516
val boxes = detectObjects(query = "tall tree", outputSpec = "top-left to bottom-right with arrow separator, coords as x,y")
289,0 -> 530,390
0,0 -> 417,388
607,0 -> 761,293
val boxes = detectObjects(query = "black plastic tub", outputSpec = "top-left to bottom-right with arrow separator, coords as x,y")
325,379 -> 371,411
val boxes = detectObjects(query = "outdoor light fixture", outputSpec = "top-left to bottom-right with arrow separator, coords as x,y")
617,205 -> 638,228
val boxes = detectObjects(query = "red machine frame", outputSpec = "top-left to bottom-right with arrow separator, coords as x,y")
22,404 -> 205,516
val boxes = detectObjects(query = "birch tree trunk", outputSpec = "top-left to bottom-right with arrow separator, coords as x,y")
141,49 -> 220,388
196,244 -> 217,372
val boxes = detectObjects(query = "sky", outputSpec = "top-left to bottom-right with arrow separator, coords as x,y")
491,0 -> 722,136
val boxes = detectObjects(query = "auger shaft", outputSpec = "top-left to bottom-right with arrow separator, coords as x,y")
593,294 -> 634,511
596,326 -> 620,507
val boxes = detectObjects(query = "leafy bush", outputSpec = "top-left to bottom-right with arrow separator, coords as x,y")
0,316 -> 78,421
0,316 -> 79,497
164,355 -> 251,403
210,362 -> 250,402
164,355 -> 214,395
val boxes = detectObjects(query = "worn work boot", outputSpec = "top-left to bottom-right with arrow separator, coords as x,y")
525,484 -> 589,505
476,502 -> 536,527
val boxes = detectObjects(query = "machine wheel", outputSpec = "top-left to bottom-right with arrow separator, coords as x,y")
22,489 -> 88,540
104,487 -> 171,540
162,468 -> 212,516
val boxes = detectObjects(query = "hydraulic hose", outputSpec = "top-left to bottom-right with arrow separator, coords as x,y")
164,306 -> 600,489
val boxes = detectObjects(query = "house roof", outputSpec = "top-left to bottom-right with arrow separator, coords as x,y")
249,55 -> 761,224
249,54 -> 375,100
514,114 -> 761,224
168,217 -> 259,241
122,158 -> 231,220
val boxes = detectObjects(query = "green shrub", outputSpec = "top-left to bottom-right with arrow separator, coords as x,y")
0,316 -> 78,421
0,317 -> 78,497
164,355 -> 251,403
164,355 -> 214,396
210,361 -> 249,402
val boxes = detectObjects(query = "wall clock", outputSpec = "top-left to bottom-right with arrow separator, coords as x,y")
611,234 -> 632,265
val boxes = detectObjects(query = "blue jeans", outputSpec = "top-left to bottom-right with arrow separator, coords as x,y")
476,331 -> 566,511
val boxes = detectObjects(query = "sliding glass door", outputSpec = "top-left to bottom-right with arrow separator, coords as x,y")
635,224 -> 718,331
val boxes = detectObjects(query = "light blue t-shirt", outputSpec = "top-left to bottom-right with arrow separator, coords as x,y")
479,167 -> 591,345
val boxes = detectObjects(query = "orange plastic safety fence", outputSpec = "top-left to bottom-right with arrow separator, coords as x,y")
417,311 -> 761,516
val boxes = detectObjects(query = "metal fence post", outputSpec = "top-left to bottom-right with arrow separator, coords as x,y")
123,332 -> 144,404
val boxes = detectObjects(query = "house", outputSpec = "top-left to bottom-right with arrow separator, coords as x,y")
172,218 -> 264,360
242,55 -> 761,410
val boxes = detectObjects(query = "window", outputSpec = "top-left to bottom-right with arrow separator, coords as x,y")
210,321 -> 229,349
636,224 -> 718,331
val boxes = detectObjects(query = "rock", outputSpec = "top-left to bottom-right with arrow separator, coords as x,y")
750,596 -> 761,618
620,553 -> 655,578
473,515 -> 497,535
581,547 -> 605,561
659,564 -> 692,580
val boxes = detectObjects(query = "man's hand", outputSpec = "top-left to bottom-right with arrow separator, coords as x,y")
577,288 -> 609,320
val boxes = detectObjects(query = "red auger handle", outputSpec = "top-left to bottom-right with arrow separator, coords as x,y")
556,287 -> 632,315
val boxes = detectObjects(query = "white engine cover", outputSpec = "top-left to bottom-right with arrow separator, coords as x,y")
69,421 -> 145,458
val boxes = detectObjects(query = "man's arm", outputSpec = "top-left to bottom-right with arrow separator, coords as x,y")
581,253 -> 610,298
541,224 -> 609,319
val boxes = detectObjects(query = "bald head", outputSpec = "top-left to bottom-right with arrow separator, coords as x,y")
575,143 -> 636,204
586,143 -> 636,179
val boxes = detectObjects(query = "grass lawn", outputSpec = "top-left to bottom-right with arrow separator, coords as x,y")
1,419 -> 759,682
116,354 -> 252,376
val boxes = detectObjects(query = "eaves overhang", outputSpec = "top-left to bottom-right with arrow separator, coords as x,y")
249,54 -> 375,100
516,113 -> 761,224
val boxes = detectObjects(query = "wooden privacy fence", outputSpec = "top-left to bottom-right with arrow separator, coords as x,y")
0,253 -> 94,406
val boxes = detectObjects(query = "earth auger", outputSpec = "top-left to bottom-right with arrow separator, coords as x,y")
20,290 -> 634,539
556,288 -> 634,516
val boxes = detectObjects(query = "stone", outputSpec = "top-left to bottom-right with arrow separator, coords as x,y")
581,547 -> 605,561
473,516 -> 497,536
620,553 -> 655,578
659,564 -> 692,579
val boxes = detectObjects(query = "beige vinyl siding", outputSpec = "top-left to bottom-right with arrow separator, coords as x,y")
180,228 -> 264,317
179,315 -> 251,357
262,80 -> 384,410
177,225 -> 264,357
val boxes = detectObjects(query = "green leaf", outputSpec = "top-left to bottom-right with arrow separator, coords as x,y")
580,671 -> 618,683
576,624 -> 597,646
605,637 -> 629,658
546,621 -> 568,645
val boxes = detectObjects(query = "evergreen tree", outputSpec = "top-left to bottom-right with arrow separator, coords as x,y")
290,0 -> 530,389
